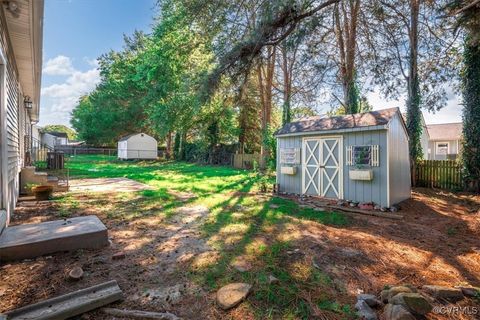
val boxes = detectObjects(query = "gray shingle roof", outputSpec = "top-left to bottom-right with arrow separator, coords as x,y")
275,107 -> 400,136
119,133 -> 145,141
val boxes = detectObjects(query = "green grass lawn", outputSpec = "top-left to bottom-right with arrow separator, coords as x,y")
61,155 -> 352,319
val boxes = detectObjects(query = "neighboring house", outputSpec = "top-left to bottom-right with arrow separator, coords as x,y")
118,133 -> 158,160
426,123 -> 463,160
41,131 -> 68,148
275,107 -> 411,208
405,112 -> 462,161
0,0 -> 44,233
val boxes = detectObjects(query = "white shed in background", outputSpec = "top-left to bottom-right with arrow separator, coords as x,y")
117,133 -> 158,160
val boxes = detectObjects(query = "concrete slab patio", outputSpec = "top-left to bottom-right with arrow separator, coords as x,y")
69,178 -> 152,193
0,216 -> 109,261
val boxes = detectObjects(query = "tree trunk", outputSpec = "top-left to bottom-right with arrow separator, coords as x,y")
281,44 -> 293,124
334,0 -> 361,114
405,0 -> 422,185
256,45 -> 276,168
462,36 -> 480,192
165,131 -> 172,159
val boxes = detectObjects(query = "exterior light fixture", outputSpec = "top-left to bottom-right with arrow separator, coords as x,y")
24,96 -> 33,109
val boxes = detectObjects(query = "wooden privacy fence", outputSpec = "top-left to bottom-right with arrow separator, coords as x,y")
415,160 -> 463,190
233,153 -> 263,169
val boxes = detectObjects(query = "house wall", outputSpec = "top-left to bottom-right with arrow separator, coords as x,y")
276,128 -> 391,207
428,140 -> 461,160
118,134 -> 158,160
420,125 -> 429,160
41,133 -> 67,148
387,113 -> 411,205
0,10 -> 27,232
41,132 -> 55,148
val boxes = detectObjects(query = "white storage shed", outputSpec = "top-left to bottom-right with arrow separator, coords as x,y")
118,133 -> 158,160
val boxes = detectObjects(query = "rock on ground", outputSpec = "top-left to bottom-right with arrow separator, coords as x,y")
268,275 -> 279,284
216,283 -> 252,310
422,285 -> 464,302
230,256 -> 252,272
355,300 -> 378,320
390,292 -> 432,316
143,284 -> 187,305
357,293 -> 382,308
384,303 -> 416,320
381,286 -> 413,303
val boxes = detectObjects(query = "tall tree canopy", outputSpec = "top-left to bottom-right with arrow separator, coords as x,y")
71,0 -> 464,168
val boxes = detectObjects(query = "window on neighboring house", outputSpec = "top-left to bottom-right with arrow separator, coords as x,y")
436,142 -> 449,155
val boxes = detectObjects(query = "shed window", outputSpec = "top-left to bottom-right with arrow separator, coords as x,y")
346,145 -> 379,166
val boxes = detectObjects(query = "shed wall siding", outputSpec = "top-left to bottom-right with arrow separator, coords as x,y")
277,129 -> 389,206
118,134 -> 158,160
387,114 -> 411,205
343,130 -> 388,206
276,136 -> 303,195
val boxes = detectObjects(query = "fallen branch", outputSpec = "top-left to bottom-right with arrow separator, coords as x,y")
101,308 -> 181,320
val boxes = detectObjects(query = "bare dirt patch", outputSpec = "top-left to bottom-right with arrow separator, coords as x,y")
69,177 -> 153,193
1,187 -> 479,319
1,193 -> 213,319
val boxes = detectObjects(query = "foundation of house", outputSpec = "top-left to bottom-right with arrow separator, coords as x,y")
0,215 -> 108,261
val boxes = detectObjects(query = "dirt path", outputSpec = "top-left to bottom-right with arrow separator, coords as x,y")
0,194 -> 215,319
69,177 -> 153,193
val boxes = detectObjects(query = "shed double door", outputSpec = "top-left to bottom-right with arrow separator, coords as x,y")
302,137 -> 343,199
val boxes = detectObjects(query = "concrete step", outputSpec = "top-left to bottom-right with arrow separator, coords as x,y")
0,216 -> 109,261
47,175 -> 59,182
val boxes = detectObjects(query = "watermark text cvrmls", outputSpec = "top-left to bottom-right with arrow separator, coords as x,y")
433,306 -> 478,316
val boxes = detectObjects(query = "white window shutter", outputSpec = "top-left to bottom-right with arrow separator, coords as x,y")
371,145 -> 379,166
346,146 -> 353,166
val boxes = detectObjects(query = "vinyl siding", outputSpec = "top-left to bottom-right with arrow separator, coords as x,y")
420,126 -> 429,159
428,140 -> 460,160
6,65 -> 20,181
0,10 -> 26,231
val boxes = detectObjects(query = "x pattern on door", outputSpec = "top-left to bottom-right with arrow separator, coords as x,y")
303,137 -> 342,198
304,140 -> 320,194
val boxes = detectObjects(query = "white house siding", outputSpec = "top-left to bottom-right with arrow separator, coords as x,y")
420,126 -> 429,159
0,11 -> 22,230
428,140 -> 460,160
387,114 -> 411,205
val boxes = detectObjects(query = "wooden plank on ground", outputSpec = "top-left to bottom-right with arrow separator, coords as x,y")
3,280 -> 123,320
102,308 -> 181,320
